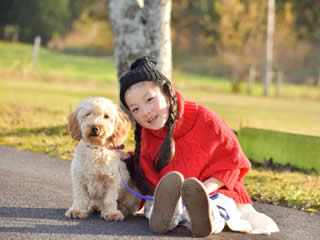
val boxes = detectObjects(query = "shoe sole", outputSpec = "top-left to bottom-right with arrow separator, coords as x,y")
182,178 -> 212,237
149,171 -> 184,233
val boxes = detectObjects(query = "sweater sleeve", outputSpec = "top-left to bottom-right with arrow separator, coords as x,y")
199,109 -> 251,191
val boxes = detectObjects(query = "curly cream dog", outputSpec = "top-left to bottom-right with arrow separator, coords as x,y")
65,97 -> 140,221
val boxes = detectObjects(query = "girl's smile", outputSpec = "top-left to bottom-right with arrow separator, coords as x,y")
124,81 -> 170,130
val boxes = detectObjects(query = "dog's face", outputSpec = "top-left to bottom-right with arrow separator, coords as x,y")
68,97 -> 130,146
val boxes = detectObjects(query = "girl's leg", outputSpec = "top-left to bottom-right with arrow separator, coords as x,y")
181,179 -> 279,236
145,198 -> 188,230
181,177 -> 226,237
147,171 -> 184,233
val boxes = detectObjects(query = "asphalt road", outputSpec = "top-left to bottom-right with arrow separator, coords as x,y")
0,145 -> 319,240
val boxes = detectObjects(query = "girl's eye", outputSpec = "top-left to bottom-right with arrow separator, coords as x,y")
104,114 -> 109,119
85,112 -> 91,117
147,97 -> 154,102
132,108 -> 139,113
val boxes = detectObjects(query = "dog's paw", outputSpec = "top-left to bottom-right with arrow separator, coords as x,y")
120,208 -> 129,217
118,204 -> 129,216
65,208 -> 88,219
102,210 -> 124,221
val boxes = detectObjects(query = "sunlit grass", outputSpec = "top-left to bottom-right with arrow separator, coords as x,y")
245,168 -> 320,213
0,41 -> 117,83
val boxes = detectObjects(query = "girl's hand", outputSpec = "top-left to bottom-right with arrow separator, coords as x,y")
203,177 -> 224,195
118,151 -> 131,161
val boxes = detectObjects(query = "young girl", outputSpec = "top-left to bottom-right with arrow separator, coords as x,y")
118,56 -> 279,237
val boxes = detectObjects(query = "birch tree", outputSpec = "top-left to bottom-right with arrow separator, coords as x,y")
109,0 -> 172,80
264,0 -> 275,96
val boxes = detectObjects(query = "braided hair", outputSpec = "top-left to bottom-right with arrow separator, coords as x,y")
119,56 -> 178,195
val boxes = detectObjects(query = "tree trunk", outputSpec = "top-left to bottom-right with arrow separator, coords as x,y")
264,0 -> 275,96
109,0 -> 172,80
248,66 -> 256,95
276,70 -> 283,96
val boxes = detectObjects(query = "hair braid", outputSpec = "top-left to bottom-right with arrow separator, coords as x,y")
134,123 -> 154,195
152,80 -> 178,172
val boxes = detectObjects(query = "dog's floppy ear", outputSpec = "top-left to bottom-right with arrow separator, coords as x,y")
110,107 -> 131,146
68,107 -> 82,141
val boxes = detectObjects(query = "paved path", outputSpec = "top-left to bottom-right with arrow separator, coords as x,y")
0,145 -> 319,240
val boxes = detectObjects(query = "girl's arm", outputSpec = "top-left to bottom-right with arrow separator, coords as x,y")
119,151 -> 131,160
203,177 -> 224,195
118,151 -> 136,178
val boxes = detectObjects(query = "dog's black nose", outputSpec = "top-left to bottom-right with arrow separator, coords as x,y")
91,126 -> 99,136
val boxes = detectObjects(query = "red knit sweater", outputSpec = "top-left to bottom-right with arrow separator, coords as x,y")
135,91 -> 252,204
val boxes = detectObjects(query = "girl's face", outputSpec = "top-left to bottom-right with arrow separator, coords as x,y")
124,81 -> 170,130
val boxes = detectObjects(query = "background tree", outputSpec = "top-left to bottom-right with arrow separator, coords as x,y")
273,3 -> 311,82
109,0 -> 172,79
283,0 -> 320,42
2,0 -> 320,87
214,0 -> 267,92
171,0 -> 219,55
48,0 -> 113,54
0,0 -> 95,45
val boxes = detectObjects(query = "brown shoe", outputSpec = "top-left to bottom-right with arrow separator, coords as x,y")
149,171 -> 184,233
182,177 -> 212,237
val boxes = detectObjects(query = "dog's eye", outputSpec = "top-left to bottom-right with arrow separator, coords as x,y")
104,114 -> 109,119
85,112 -> 91,117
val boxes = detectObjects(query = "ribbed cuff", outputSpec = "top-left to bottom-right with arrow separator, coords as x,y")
213,169 -> 240,191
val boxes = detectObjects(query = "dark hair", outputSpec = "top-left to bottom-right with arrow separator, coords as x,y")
119,56 -> 178,195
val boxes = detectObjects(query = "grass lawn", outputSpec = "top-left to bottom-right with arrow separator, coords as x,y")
0,41 -> 319,213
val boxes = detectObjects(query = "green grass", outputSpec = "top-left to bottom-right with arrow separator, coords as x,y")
0,41 -> 319,213
245,169 -> 320,213
0,41 -> 117,83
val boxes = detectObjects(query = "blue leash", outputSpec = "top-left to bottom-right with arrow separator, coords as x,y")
118,166 -> 154,201
119,167 -> 230,220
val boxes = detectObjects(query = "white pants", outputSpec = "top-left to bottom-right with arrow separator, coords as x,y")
144,193 -> 279,235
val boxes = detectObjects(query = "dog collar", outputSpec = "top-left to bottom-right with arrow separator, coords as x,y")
105,144 -> 125,150
85,144 -> 125,150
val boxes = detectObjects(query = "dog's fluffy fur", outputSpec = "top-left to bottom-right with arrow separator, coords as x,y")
65,97 -> 140,221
